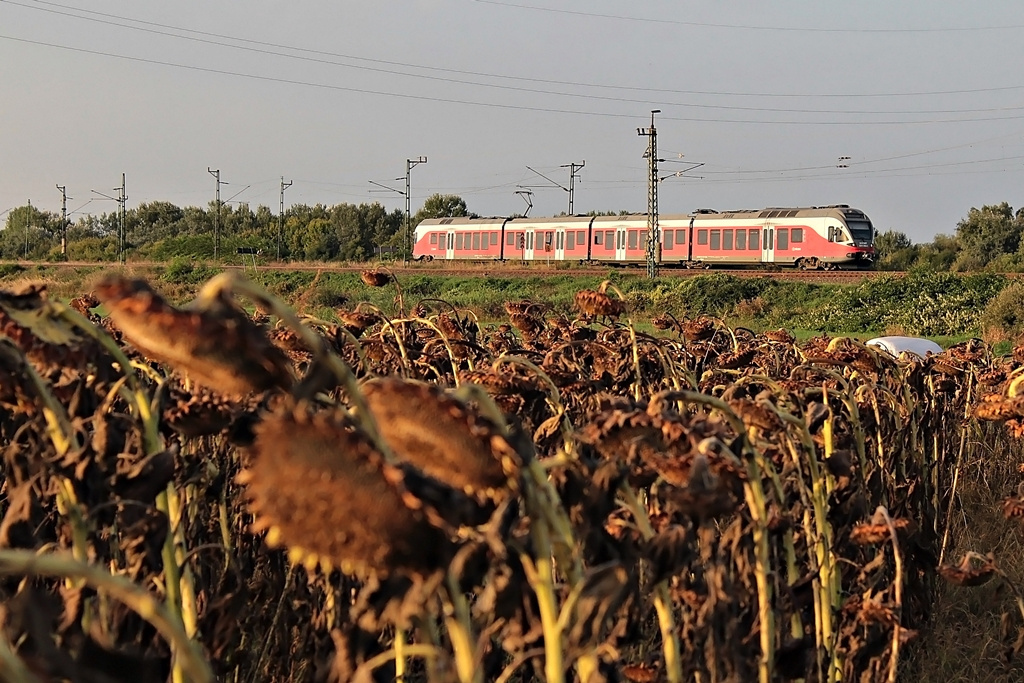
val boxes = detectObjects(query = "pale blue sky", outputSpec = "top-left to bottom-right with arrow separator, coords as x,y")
2,0 -> 1024,242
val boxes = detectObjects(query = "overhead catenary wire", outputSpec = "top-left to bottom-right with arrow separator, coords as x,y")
6,33 -> 1024,127
6,0 -> 1024,100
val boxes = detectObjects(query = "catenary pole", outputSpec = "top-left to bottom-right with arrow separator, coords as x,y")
404,157 -> 427,262
638,110 -> 661,279
56,184 -> 69,257
278,176 -> 292,261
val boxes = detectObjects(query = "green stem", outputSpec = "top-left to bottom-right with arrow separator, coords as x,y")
0,550 -> 213,683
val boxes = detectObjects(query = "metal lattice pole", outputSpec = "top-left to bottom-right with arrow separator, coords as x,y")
56,184 -> 69,257
638,110 -> 661,279
278,176 -> 292,261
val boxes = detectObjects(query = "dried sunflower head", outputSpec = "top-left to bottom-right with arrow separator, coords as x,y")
938,553 -> 997,587
68,292 -> 100,316
682,317 -> 716,341
975,394 -> 1024,422
849,510 -> 912,545
0,283 -> 99,370
360,270 -> 392,287
764,328 -> 796,345
336,309 -> 380,336
95,275 -> 293,397
574,289 -> 626,319
361,378 -> 523,501
238,400 -> 456,578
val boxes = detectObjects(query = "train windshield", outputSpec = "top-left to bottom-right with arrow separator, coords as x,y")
846,220 -> 873,243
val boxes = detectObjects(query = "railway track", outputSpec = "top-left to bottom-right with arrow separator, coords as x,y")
1,259 -> 893,283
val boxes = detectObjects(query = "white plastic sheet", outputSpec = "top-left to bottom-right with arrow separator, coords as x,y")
865,336 -> 943,359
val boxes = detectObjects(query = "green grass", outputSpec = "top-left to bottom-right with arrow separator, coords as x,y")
1,266 -> 1021,344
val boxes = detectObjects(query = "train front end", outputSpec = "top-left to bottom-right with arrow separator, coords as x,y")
840,207 -> 876,268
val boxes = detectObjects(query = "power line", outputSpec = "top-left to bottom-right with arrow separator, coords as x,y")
7,33 -> 1024,127
5,1 -> 1024,104
471,0 -> 1024,33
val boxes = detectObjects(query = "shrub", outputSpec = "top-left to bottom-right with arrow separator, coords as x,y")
980,281 -> 1024,339
162,257 -> 218,285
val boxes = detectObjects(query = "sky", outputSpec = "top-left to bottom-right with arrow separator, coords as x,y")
2,1 -> 1024,243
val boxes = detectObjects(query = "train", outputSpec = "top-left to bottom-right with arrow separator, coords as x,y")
413,205 -> 876,270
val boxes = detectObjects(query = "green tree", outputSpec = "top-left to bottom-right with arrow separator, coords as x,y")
908,234 -> 960,273
953,203 -> 1024,271
0,204 -> 60,259
412,194 -> 469,223
289,217 -> 337,260
873,230 -> 911,260
130,201 -> 184,245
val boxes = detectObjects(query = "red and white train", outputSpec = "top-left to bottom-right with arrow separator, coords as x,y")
413,205 -> 875,269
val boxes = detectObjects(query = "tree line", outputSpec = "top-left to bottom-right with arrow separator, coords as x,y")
874,202 -> 1024,272
0,194 -> 470,262
3,194 -> 1023,271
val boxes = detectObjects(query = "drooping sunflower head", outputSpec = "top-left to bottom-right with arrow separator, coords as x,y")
238,400 -> 456,578
95,274 -> 293,397
361,377 -> 523,501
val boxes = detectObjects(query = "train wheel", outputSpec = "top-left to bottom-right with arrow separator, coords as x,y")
799,257 -> 820,270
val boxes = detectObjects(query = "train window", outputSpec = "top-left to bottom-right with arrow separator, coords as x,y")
429,233 -> 437,245
792,228 -> 803,243
577,231 -> 586,246
472,233 -> 480,250
456,233 -> 464,249
607,231 -> 615,247
527,233 -> 534,249
697,229 -> 708,245
710,230 -> 721,250
664,231 -> 674,249
723,229 -> 734,250
676,229 -> 685,244
594,231 -> 603,245
507,233 -> 515,246
736,229 -> 746,250
828,226 -> 836,242
749,229 -> 760,250
448,233 -> 453,249
491,232 -> 498,245
628,231 -> 638,249
777,228 -> 789,250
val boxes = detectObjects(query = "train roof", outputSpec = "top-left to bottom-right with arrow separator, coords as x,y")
417,216 -> 508,226
696,206 -> 870,221
417,205 -> 870,225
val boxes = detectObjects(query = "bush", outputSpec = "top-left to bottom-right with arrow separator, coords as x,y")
980,281 -> 1024,339
162,257 -> 218,285
0,263 -> 25,279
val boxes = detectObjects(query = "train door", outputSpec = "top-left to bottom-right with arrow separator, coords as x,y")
615,228 -> 627,261
524,230 -> 535,261
446,231 -> 455,260
761,223 -> 775,264
555,229 -> 566,261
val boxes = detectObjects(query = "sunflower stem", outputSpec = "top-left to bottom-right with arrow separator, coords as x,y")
0,549 -> 213,683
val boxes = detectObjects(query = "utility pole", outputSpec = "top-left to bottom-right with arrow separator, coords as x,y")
526,162 -> 584,215
559,161 -> 585,215
278,176 -> 293,261
56,184 -> 70,257
91,174 -> 127,264
638,110 -> 661,279
118,173 -> 126,265
208,168 -> 223,260
404,157 -> 427,262
24,199 -> 31,260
